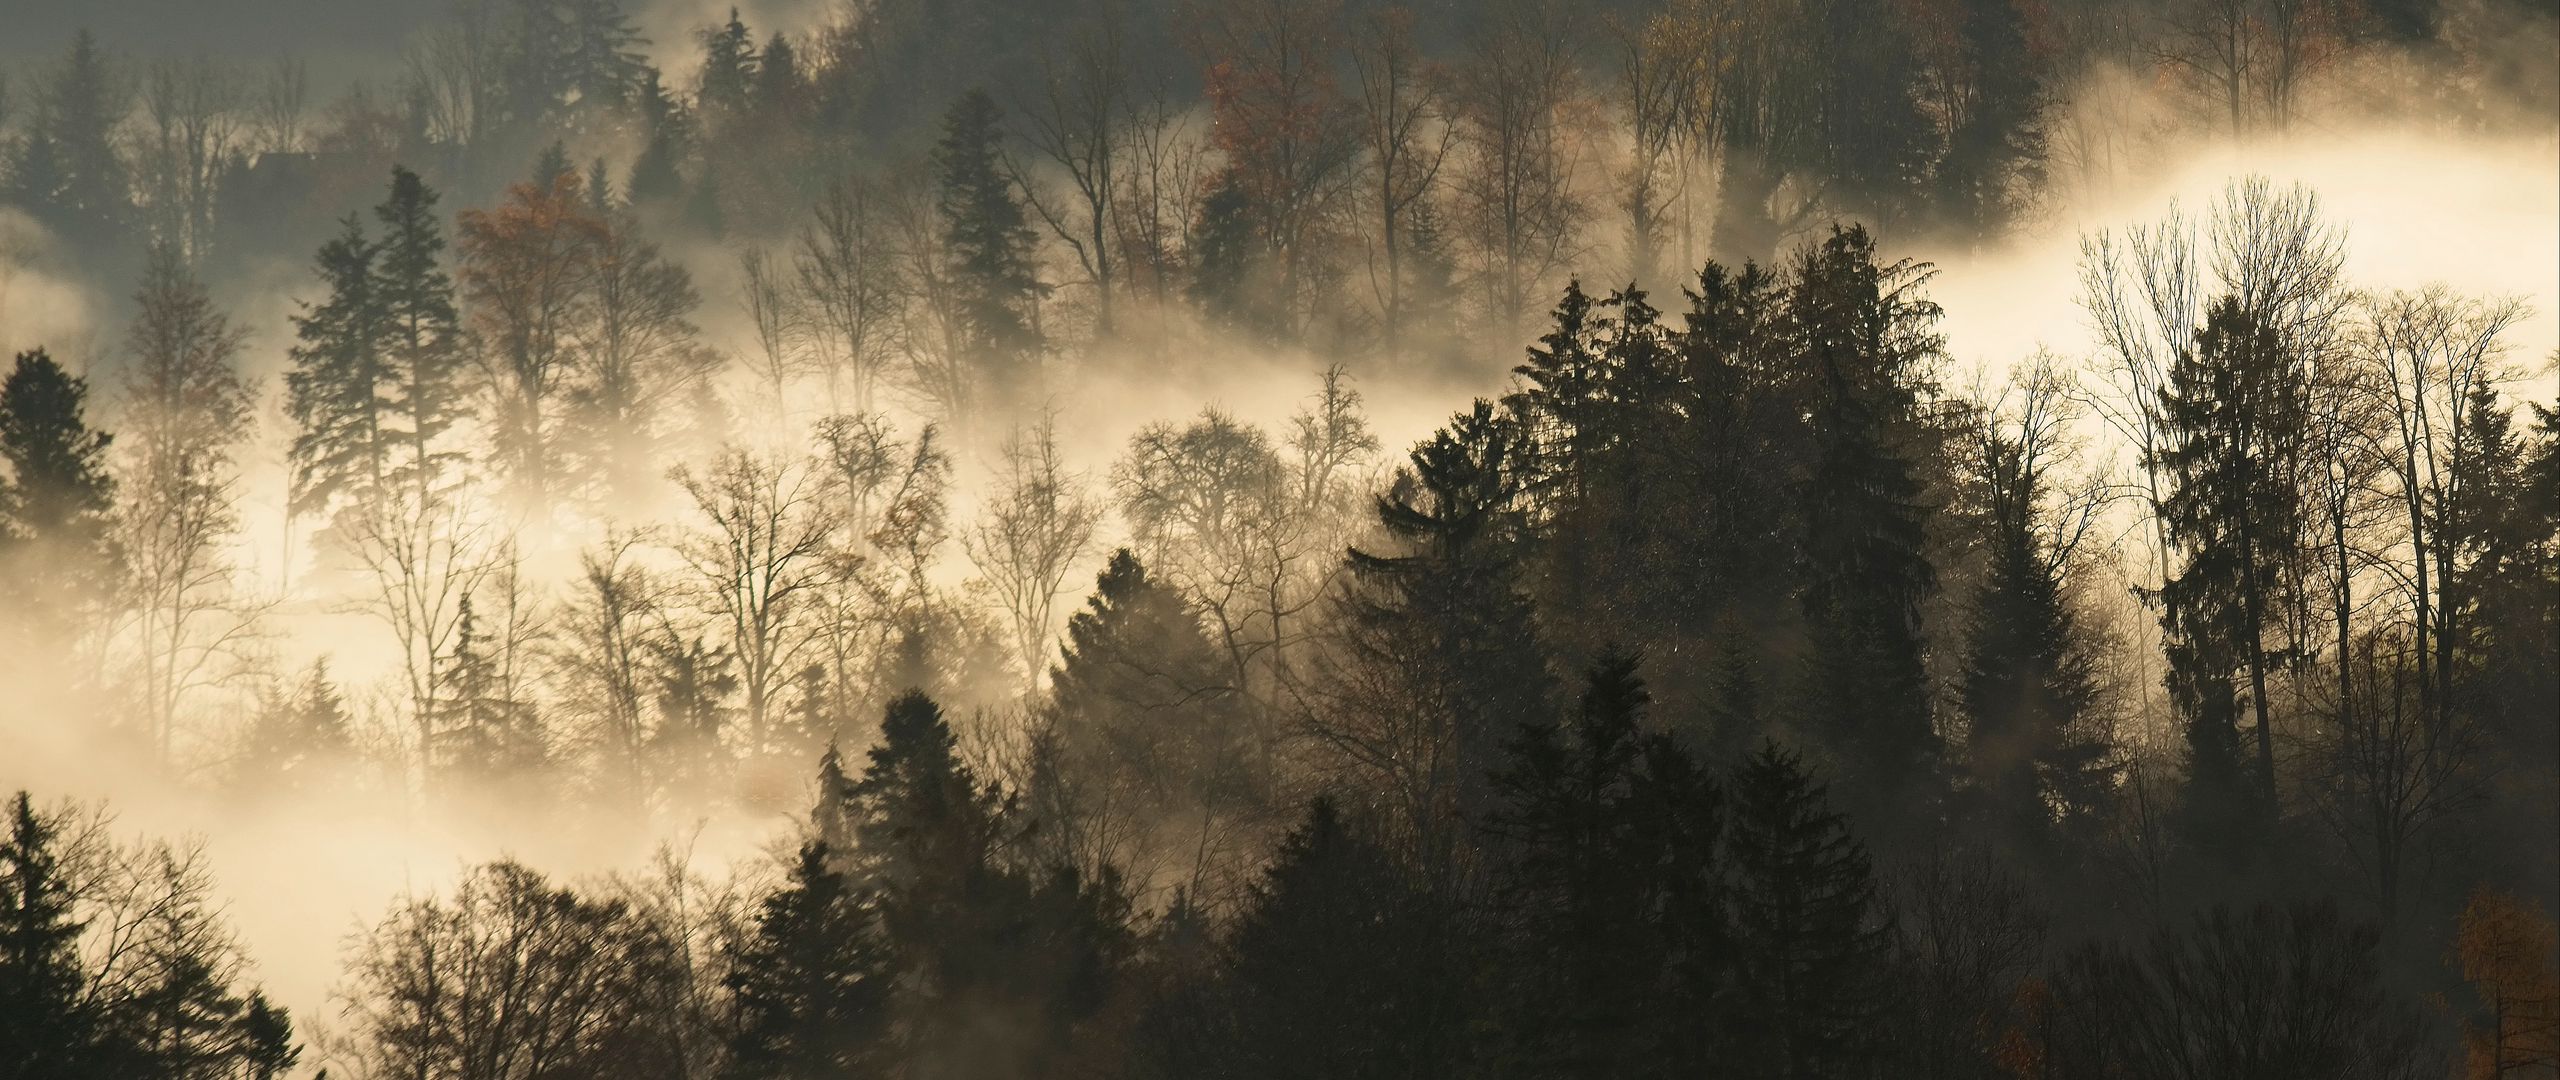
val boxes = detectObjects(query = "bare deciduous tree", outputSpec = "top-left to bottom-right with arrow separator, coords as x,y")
669,448 -> 839,757
1016,10 -> 1133,339
964,415 -> 1099,696
138,57 -> 242,266
116,245 -> 264,765
1350,7 -> 1452,357
793,179 -> 905,414
345,489 -> 495,789
1447,0 -> 1589,339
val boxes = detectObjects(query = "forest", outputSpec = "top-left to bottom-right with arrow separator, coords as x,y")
0,0 -> 2555,1075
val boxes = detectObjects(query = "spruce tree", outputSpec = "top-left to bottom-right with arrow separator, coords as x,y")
1485,650 -> 1726,1077
0,792 -> 99,1078
1957,426 -> 2109,860
934,88 -> 1044,419
2157,297 -> 2304,850
8,31 -> 130,248
696,9 -> 758,120
1343,401 -> 1555,835
0,349 -> 118,652
724,841 -> 893,1079
1045,550 -> 1249,831
1221,797 -> 1475,1079
1725,741 -> 1891,1080
827,691 -> 1128,1077
626,70 -> 688,207
560,0 -> 650,112
1789,227 -> 1944,831
1933,0 -> 2046,241
284,215 -> 389,525
372,166 -> 468,505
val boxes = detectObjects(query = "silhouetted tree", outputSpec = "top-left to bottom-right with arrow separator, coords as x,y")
1725,741 -> 1891,1079
724,841 -> 892,1079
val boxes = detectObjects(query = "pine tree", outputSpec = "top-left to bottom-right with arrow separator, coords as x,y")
934,88 -> 1044,420
0,349 -> 118,654
234,992 -> 299,1080
0,792 -> 99,1078
724,841 -> 893,1079
1725,741 -> 1891,1080
373,167 -> 469,505
284,215 -> 389,525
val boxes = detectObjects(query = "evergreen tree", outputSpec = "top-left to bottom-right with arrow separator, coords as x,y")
0,349 -> 118,653
284,216 -> 389,525
1789,227 -> 1944,830
1485,649 -> 1726,1076
1725,741 -> 1891,1079
825,691 -> 1130,1077
1218,797 -> 1477,1079
1043,549 -> 1251,852
373,167 -> 469,505
1341,401 -> 1555,839
430,595 -> 546,783
754,32 -> 804,120
724,841 -> 893,1079
1812,0 -> 1932,228
1933,0 -> 2046,241
1188,169 -> 1267,336
2157,297 -> 2304,850
0,792 -> 99,1078
626,70 -> 689,207
5,31 -> 131,248
934,89 -> 1045,420
696,9 -> 758,121
232,661 -> 354,797
1957,424 -> 2109,861
561,0 -> 650,112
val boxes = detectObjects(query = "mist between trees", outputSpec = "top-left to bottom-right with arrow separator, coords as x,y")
1,0 -> 2557,1076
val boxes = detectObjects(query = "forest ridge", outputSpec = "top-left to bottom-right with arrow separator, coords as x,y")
0,0 -> 2556,1076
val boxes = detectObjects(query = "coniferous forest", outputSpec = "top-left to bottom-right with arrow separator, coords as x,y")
0,0 -> 2556,1075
